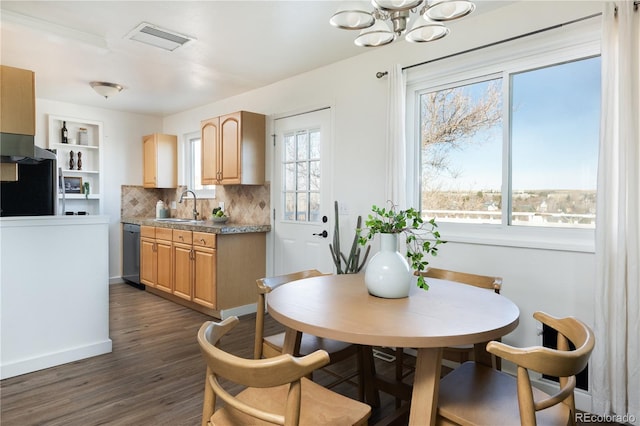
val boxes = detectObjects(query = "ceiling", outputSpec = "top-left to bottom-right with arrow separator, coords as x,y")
0,1 -> 505,117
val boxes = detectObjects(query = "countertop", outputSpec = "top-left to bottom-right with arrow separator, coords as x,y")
121,216 -> 271,234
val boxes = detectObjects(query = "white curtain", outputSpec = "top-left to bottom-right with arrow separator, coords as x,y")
385,64 -> 407,209
592,2 -> 640,424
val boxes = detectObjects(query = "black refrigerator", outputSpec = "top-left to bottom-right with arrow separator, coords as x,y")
1,150 -> 57,217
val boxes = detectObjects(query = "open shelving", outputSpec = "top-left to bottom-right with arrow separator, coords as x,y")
48,115 -> 104,215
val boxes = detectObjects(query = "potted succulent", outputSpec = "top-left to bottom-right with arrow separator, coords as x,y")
357,202 -> 445,297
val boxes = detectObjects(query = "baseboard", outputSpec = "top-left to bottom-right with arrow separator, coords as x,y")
1,340 -> 113,380
220,303 -> 257,319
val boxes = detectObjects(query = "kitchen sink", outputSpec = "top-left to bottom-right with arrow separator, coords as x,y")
154,218 -> 206,224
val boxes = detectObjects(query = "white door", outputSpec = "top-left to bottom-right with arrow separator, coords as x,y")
273,108 -> 333,275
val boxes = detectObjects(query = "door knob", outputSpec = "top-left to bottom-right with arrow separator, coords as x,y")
313,230 -> 328,238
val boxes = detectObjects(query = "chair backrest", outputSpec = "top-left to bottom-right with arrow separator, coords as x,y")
254,269 -> 325,359
418,267 -> 502,293
487,311 -> 595,425
198,316 -> 330,426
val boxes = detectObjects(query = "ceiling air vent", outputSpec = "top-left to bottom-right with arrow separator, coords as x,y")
126,22 -> 195,51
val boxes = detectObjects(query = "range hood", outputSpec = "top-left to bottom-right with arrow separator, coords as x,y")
0,132 -> 54,161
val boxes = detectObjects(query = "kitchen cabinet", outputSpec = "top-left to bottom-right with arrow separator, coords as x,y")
0,65 -> 35,136
140,226 -> 172,293
140,224 -> 264,319
172,229 -> 193,301
143,133 -> 177,188
201,111 -> 265,185
48,115 -> 104,215
193,232 -> 216,309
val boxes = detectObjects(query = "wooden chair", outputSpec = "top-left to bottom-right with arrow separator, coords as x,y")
395,268 -> 503,386
255,270 -> 364,399
437,311 -> 595,426
198,316 -> 371,426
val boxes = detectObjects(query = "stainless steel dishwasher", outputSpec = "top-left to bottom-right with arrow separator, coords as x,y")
122,223 -> 143,289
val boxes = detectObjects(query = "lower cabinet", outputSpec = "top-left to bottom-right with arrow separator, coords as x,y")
140,226 -> 172,292
193,232 -> 216,309
139,225 -> 263,318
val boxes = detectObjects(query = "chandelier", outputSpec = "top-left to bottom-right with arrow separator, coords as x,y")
330,0 -> 475,47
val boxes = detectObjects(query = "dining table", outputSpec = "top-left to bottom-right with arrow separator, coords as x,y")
266,273 -> 520,426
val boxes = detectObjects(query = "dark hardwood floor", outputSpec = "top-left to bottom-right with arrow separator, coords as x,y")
0,283 -> 402,425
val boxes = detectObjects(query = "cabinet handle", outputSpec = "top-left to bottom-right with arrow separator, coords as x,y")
200,238 -> 206,244
179,235 -> 184,240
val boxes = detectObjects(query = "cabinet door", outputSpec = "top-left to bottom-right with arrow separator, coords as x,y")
142,134 -> 157,188
201,117 -> 219,185
140,237 -> 157,287
219,112 -> 241,184
0,66 -> 35,135
173,242 -> 193,301
193,246 -> 216,309
155,239 -> 173,293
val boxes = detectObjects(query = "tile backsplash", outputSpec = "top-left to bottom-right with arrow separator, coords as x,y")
121,184 -> 270,225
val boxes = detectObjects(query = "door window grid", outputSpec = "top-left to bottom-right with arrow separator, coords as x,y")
282,129 -> 321,222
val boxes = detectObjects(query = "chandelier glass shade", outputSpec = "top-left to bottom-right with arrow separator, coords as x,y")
330,0 -> 475,47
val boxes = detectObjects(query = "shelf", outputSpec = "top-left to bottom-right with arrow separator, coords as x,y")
61,169 -> 99,174
51,143 -> 99,150
59,194 -> 101,200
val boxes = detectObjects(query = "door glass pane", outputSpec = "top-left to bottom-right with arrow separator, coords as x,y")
296,192 -> 308,221
284,134 -> 295,162
296,162 -> 308,191
284,193 -> 295,221
309,160 -> 320,191
296,132 -> 308,161
284,163 -> 295,191
310,130 -> 320,159
309,192 -> 320,222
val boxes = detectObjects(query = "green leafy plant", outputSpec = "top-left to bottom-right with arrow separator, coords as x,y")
357,202 -> 445,290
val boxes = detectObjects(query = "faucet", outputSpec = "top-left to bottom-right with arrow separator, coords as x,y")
179,189 -> 199,220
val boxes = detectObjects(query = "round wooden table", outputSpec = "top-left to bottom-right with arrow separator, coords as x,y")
267,273 -> 520,426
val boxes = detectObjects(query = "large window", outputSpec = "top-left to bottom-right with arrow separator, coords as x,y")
417,56 -> 600,230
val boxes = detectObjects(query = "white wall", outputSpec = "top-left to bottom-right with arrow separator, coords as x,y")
34,99 -> 162,279
163,0 -> 602,406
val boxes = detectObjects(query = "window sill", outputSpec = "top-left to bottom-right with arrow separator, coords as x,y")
434,223 -> 595,253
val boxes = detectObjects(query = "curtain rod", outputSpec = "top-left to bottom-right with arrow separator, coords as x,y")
376,12 -> 602,79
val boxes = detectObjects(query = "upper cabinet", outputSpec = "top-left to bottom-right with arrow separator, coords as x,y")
0,65 -> 35,136
48,115 -> 104,215
201,111 -> 265,185
143,133 -> 177,188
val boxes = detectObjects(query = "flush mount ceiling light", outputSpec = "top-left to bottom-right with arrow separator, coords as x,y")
126,22 -> 195,51
90,81 -> 124,99
330,0 -> 475,47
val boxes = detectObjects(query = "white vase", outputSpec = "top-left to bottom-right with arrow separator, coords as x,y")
364,233 -> 411,298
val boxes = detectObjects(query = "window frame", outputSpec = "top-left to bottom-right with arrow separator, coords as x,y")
405,20 -> 601,253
